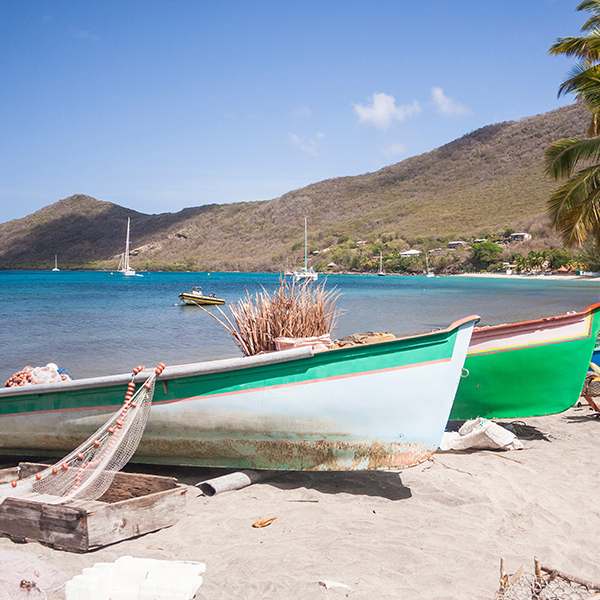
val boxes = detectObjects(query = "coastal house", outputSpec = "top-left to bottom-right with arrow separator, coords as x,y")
510,233 -> 532,242
400,249 -> 421,257
448,241 -> 467,248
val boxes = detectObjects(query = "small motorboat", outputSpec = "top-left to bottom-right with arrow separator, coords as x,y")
178,287 -> 225,306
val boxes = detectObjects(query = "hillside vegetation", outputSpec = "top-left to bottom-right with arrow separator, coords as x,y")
0,102 -> 591,273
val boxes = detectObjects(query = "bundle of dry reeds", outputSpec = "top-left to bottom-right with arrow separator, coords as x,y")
199,278 -> 343,356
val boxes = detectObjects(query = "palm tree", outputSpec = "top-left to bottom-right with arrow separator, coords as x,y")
511,253 -> 527,273
545,1 -> 600,247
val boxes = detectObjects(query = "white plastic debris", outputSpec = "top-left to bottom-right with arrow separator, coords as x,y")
439,417 -> 524,451
274,334 -> 332,352
64,555 -> 205,600
318,579 -> 353,591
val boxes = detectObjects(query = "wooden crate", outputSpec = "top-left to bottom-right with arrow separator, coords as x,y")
0,463 -> 187,552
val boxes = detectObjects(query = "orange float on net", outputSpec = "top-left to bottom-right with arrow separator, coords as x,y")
77,452 -> 84,460
144,381 -> 152,389
93,440 -> 100,447
52,467 -> 58,474
35,472 -> 42,480
62,462 -> 69,471
116,419 -> 123,428
108,427 -> 115,434
131,401 -> 137,408
11,480 -> 17,488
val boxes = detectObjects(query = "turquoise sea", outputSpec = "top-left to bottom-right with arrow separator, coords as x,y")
1,270 -> 599,382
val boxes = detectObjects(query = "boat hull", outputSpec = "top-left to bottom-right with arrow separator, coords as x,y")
0,316 -> 478,470
450,303 -> 600,420
178,293 -> 225,305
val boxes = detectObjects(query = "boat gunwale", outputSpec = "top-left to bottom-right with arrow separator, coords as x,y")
0,314 -> 480,399
471,302 -> 600,335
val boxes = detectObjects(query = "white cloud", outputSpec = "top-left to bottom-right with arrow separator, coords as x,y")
288,132 -> 325,157
431,87 -> 472,116
72,29 -> 100,41
380,142 -> 408,158
293,106 -> 312,117
353,93 -> 421,131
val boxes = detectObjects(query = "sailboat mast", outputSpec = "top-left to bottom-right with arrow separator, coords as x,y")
304,217 -> 308,270
125,218 -> 131,270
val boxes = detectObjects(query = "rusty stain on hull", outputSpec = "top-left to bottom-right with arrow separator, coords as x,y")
133,437 -> 433,471
0,431 -> 433,471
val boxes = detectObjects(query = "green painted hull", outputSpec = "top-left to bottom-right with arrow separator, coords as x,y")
0,316 -> 479,470
450,303 -> 600,420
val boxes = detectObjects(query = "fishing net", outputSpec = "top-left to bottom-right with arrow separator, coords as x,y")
0,363 -> 165,506
581,369 -> 600,412
495,558 -> 600,600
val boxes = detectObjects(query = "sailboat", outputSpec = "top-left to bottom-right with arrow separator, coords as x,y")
51,255 -> 60,272
293,218 -> 318,282
377,251 -> 385,276
425,253 -> 435,278
118,218 -> 136,276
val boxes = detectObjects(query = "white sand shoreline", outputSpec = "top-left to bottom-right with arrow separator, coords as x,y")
454,272 -> 600,281
1,404 -> 599,599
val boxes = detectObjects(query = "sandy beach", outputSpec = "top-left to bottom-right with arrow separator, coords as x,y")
454,272 -> 600,282
1,403 -> 599,599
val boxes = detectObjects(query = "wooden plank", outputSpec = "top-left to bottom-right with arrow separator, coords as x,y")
0,496 -> 89,551
0,466 -> 19,484
0,464 -> 188,552
87,486 -> 187,549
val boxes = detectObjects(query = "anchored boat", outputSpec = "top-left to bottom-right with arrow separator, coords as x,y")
117,218 -> 136,277
293,218 -> 318,282
450,303 -> 600,420
0,315 -> 479,471
178,287 -> 226,306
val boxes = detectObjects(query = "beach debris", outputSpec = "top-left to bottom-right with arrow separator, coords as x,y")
495,556 -> 600,599
4,363 -> 71,387
333,332 -> 396,347
0,363 -> 164,506
197,469 -> 276,496
64,556 -> 205,600
318,580 -> 353,591
252,516 -> 278,528
274,333 -> 333,352
581,363 -> 600,412
200,277 -> 343,356
439,417 -> 524,452
0,549 -> 69,600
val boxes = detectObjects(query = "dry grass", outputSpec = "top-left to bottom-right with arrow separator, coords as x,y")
200,278 -> 343,356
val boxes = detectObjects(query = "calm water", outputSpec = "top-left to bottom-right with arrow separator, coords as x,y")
1,270 -> 599,381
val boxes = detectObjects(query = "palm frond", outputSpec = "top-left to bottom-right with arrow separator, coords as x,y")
578,1 -> 600,31
557,62 -> 600,98
544,137 -> 600,179
547,165 -> 600,246
550,35 -> 600,62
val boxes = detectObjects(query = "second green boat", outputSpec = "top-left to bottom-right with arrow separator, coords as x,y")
450,302 -> 600,420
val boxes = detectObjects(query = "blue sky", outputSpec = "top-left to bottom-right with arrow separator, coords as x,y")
0,0 -> 588,223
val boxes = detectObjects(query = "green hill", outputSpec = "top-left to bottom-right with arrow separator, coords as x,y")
0,102 -> 590,272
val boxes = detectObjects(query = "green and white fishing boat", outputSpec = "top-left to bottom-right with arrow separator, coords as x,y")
0,315 -> 479,471
450,302 -> 600,420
